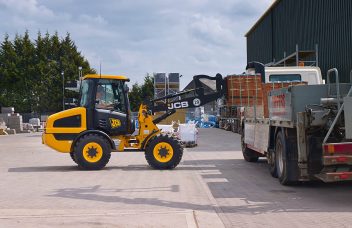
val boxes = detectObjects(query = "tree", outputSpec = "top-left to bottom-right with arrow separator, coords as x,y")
0,31 -> 96,113
128,74 -> 154,112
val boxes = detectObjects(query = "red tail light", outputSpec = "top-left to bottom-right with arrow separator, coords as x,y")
323,143 -> 352,155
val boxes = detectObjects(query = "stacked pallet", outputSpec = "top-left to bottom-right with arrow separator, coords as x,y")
226,74 -> 264,118
225,75 -> 308,118
0,107 -> 24,134
0,118 -> 7,135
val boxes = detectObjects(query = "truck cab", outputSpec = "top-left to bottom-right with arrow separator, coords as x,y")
265,66 -> 323,85
246,62 -> 323,85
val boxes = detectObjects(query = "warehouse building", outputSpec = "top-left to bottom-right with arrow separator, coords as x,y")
246,0 -> 352,82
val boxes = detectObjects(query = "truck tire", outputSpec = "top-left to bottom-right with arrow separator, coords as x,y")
145,134 -> 183,169
267,149 -> 277,178
73,133 -> 111,170
241,130 -> 259,162
275,130 -> 299,185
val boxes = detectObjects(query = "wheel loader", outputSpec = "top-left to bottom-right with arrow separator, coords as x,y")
42,73 -> 225,170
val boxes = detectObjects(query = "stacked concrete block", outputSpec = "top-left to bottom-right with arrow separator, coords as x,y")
29,118 -> 40,126
1,107 -> 14,114
0,113 -> 10,124
0,118 -> 6,129
41,115 -> 49,122
0,118 -> 7,135
23,123 -> 34,131
8,114 -> 23,132
5,129 -> 16,134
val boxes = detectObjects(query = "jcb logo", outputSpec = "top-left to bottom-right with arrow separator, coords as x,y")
109,118 -> 121,129
168,101 -> 189,109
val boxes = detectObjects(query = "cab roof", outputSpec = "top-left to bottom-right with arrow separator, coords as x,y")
83,74 -> 130,81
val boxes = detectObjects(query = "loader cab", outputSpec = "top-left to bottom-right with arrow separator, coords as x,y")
79,74 -> 134,136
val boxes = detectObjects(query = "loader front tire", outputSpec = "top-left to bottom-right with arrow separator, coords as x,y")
73,133 -> 111,170
145,134 -> 183,169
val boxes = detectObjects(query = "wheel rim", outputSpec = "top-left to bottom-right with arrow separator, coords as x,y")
276,139 -> 284,176
153,142 -> 174,163
83,142 -> 103,163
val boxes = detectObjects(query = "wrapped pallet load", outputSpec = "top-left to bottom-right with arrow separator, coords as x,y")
178,123 -> 198,147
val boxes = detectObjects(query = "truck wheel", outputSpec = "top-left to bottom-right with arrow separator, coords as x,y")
267,150 -> 277,178
73,134 -> 111,170
275,130 -> 299,185
145,134 -> 183,169
241,131 -> 259,162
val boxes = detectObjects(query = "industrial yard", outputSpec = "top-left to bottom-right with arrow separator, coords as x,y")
1,0 -> 352,227
1,129 -> 352,227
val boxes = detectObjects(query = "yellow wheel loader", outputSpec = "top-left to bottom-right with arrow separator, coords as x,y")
42,73 -> 224,170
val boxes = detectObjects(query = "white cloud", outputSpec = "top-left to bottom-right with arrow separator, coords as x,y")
0,0 -> 54,17
0,0 -> 274,88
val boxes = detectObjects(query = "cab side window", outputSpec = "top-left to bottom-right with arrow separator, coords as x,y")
95,80 -> 126,113
96,83 -> 114,110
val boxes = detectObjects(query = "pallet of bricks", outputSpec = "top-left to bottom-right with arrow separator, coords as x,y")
226,74 -> 263,132
226,74 -> 307,119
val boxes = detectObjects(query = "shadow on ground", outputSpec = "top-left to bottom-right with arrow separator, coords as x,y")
42,158 -> 352,215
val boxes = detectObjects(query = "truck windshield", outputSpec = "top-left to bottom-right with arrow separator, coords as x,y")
269,74 -> 301,82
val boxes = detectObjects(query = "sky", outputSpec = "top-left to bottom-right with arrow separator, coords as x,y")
0,0 -> 274,88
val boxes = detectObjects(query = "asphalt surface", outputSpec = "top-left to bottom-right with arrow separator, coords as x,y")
1,128 -> 352,227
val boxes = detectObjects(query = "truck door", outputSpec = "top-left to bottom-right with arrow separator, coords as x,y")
94,79 -> 128,136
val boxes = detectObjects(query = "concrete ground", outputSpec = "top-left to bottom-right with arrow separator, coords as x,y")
1,129 -> 352,227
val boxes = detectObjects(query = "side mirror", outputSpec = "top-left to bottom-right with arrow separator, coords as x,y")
124,84 -> 129,93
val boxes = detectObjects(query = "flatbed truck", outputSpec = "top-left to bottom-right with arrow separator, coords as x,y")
241,66 -> 352,185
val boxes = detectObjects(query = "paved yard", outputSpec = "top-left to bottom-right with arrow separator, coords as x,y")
1,128 -> 352,227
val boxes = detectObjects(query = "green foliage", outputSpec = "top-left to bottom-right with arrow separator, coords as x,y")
0,31 -> 96,113
128,74 -> 154,112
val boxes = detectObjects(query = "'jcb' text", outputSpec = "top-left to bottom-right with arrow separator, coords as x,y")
168,101 -> 189,109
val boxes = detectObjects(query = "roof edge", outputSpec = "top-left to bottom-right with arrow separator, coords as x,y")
245,0 -> 281,37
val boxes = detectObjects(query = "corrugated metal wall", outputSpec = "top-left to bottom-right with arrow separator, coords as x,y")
247,0 -> 352,82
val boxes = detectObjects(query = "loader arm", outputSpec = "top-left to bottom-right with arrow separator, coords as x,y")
149,73 -> 225,124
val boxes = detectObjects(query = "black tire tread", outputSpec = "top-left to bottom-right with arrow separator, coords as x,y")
73,133 -> 111,170
241,130 -> 259,162
275,129 -> 299,185
145,134 -> 183,169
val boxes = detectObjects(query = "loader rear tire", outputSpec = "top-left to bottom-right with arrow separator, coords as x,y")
145,134 -> 183,169
73,133 -> 111,170
70,152 -> 77,164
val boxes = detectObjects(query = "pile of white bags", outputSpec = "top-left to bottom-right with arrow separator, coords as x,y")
157,122 -> 198,147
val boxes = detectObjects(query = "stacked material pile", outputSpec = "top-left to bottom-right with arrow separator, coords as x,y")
157,122 -> 198,148
0,118 -> 7,135
178,123 -> 198,147
0,107 -> 24,134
